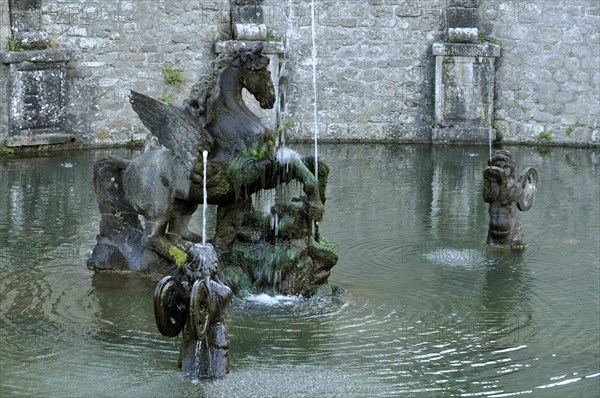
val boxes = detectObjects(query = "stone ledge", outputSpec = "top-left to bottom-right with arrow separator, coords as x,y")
7,133 -> 74,147
0,49 -> 72,64
214,40 -> 284,54
432,126 -> 496,143
432,42 -> 501,57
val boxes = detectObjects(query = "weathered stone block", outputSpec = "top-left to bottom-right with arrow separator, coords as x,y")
231,4 -> 263,24
1,49 -> 72,146
449,0 -> 479,7
446,7 -> 478,28
234,23 -> 267,40
448,27 -> 479,43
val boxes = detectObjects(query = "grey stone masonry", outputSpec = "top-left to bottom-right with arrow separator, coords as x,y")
0,0 -> 598,147
8,0 -> 52,50
1,0 -> 232,146
482,0 -> 599,146
272,0 -> 445,142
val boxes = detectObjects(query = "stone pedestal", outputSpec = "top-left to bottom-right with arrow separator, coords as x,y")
0,49 -> 72,146
432,42 -> 500,143
431,0 -> 501,143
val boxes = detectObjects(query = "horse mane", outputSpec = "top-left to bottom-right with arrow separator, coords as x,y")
184,51 -> 239,122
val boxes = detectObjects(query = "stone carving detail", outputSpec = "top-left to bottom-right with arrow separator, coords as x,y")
483,150 -> 537,248
153,243 -> 233,378
88,43 -> 337,377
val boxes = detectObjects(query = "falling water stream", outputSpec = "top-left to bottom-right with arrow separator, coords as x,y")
310,0 -> 319,178
1,144 -> 598,397
202,150 -> 208,245
310,0 -> 321,239
489,126 -> 493,161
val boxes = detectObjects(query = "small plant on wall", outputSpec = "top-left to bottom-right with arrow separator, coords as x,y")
162,66 -> 183,86
565,126 -> 575,137
8,36 -> 23,52
266,28 -> 275,43
159,66 -> 183,105
157,94 -> 173,105
537,131 -> 552,142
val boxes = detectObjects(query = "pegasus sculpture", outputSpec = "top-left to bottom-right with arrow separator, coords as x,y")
89,43 -> 330,272
88,43 -> 338,378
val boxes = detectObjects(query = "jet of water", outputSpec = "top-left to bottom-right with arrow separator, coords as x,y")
311,0 -> 319,178
311,0 -> 321,242
202,150 -> 208,245
488,126 -> 492,161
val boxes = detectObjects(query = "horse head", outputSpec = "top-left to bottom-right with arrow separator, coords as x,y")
232,43 -> 275,109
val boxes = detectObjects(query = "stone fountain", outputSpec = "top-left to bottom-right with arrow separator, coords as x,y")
87,43 -> 338,377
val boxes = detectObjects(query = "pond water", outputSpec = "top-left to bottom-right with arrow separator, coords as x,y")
1,143 -> 599,397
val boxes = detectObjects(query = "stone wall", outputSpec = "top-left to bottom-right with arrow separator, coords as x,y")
481,0 -> 599,146
1,0 -> 598,147
266,0 -> 445,142
1,0 -> 231,145
275,0 -> 599,145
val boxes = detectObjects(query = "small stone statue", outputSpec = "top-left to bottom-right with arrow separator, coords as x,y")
153,243 -> 233,378
483,150 -> 538,249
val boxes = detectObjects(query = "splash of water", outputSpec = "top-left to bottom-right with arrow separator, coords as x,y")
276,147 -> 302,164
202,150 -> 208,245
187,242 -> 219,279
194,340 -> 201,380
245,293 -> 300,306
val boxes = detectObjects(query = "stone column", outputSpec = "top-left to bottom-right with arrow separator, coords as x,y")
432,0 -> 501,143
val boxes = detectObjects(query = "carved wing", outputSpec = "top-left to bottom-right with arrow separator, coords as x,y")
129,90 -> 214,176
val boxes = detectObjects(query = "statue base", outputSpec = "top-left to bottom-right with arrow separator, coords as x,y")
218,198 -> 338,296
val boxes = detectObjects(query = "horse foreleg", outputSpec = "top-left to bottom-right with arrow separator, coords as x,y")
144,219 -> 168,241
300,157 -> 329,204
275,157 -> 325,221
169,200 -> 201,242
234,157 -> 326,220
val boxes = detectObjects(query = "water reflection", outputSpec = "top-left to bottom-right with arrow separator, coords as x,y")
1,144 -> 599,397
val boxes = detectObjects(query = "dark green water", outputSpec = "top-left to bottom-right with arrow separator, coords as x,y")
1,144 -> 599,397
